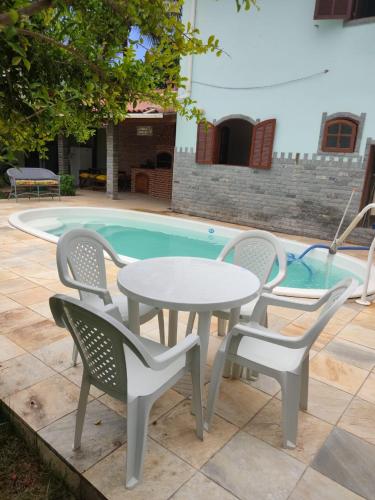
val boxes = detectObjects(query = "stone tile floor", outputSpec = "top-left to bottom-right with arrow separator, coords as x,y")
0,192 -> 375,499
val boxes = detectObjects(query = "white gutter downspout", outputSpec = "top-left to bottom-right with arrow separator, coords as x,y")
185,0 -> 197,98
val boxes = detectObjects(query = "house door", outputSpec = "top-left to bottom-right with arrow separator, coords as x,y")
360,144 -> 375,224
135,173 -> 149,194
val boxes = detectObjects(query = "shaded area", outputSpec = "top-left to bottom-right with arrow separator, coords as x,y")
0,413 -> 76,500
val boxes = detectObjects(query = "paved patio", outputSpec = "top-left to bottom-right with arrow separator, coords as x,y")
0,191 -> 375,499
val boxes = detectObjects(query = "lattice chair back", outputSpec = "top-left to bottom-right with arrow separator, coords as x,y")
302,278 -> 356,350
218,230 -> 287,290
57,229 -> 123,306
50,295 -> 151,399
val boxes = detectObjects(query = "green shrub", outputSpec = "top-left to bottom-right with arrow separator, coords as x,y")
60,174 -> 76,196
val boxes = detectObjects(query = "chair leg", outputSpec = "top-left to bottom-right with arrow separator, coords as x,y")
300,357 -> 309,411
72,344 -> 79,366
126,396 -> 152,489
157,310 -> 165,345
217,318 -> 227,337
185,311 -> 196,337
205,348 -> 228,431
280,372 -> 301,449
190,346 -> 204,440
73,372 -> 90,450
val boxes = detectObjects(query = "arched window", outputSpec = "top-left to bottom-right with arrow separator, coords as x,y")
322,118 -> 358,153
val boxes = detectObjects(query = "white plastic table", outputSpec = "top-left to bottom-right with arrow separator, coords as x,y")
117,256 -> 260,386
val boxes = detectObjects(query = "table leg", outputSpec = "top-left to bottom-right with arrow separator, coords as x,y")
223,307 -> 241,378
168,310 -> 178,347
127,298 -> 140,335
196,311 -> 212,389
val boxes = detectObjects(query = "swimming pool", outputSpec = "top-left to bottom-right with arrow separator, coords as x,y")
9,207 -> 371,298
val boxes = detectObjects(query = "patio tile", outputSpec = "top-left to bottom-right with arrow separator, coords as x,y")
204,378 -> 270,428
29,300 -> 54,319
173,369 -> 211,398
84,439 -> 195,500
0,277 -> 38,294
358,372 -> 375,404
0,353 -> 54,398
289,467 -> 363,500
312,332 -> 335,351
0,306 -> 44,335
338,397 -> 375,445
32,336 -> 75,372
310,351 -> 368,394
312,428 -> 375,499
9,373 -> 83,430
338,324 -> 375,350
268,304 -> 304,321
8,286 -> 53,306
292,311 -> 347,336
0,335 -> 25,362
0,295 -> 22,314
280,323 -> 305,337
100,389 -> 184,423
38,399 -> 126,473
352,311 -> 375,330
172,472 -> 237,500
6,319 -> 68,351
206,334 -> 223,366
245,372 -> 281,396
267,313 -> 291,330
299,378 -> 352,424
62,364 -> 104,398
0,269 -> 19,281
149,399 -> 238,468
202,432 -> 305,500
244,398 -> 332,464
323,338 -> 375,370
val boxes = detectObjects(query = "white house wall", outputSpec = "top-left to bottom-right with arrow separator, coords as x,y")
176,0 -> 375,155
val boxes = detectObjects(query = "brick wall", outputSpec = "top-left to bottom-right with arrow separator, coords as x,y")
172,150 -> 373,245
131,168 -> 173,200
118,117 -> 175,176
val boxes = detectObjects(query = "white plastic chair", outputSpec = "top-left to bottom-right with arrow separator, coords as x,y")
186,230 -> 287,336
206,278 -> 357,449
56,228 -> 165,365
50,294 -> 203,489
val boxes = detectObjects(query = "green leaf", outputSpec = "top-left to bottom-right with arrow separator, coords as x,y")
23,59 -> 31,71
8,9 -> 19,24
11,56 -> 22,66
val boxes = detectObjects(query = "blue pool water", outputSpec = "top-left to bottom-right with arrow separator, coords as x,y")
48,217 -> 362,290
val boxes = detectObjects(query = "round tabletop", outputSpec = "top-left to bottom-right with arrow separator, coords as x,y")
117,256 -> 260,312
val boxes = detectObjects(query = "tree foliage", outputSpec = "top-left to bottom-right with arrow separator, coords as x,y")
0,0 -> 256,160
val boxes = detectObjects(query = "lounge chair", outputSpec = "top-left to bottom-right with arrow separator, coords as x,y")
7,167 -> 60,201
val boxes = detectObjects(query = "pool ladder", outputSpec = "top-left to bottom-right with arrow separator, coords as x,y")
330,202 -> 375,306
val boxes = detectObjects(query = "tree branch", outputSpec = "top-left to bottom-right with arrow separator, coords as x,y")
17,28 -> 105,77
0,0 -> 54,26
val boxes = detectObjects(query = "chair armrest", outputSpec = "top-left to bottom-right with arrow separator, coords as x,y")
256,292 -> 320,312
232,322 -> 305,349
60,276 -> 112,305
152,335 -> 200,370
263,272 -> 284,292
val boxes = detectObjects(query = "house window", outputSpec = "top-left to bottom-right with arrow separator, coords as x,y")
196,118 -> 276,169
217,119 -> 252,166
314,0 -> 375,20
322,118 -> 358,153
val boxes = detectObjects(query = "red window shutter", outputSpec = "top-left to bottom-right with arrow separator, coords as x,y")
196,122 -> 217,164
249,119 -> 276,169
314,0 -> 353,19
